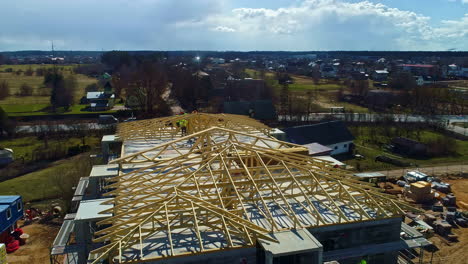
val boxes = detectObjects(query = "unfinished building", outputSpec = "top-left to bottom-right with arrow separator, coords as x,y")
51,113 -> 430,264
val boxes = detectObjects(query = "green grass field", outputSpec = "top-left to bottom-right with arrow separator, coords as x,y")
0,155 -> 91,202
0,64 -> 99,116
0,64 -> 80,72
344,126 -> 468,171
244,68 -> 275,78
288,75 -> 343,91
0,136 -> 99,162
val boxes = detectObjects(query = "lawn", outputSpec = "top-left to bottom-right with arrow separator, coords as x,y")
0,103 -> 49,114
343,126 -> 468,171
0,155 -> 91,202
0,64 -> 80,72
244,68 -> 275,78
0,65 -> 98,115
288,75 -> 343,91
0,136 -> 100,163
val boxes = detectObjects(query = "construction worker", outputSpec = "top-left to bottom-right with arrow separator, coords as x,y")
358,257 -> 368,264
179,117 -> 188,136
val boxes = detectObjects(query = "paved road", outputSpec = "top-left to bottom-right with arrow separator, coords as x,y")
15,122 -> 115,133
374,164 -> 468,178
14,113 -> 467,135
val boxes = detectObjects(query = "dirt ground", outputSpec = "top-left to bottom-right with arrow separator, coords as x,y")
6,221 -> 59,264
422,177 -> 468,264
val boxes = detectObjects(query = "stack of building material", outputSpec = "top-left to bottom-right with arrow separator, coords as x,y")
434,220 -> 452,236
432,182 -> 451,193
405,181 -> 433,202
442,194 -> 456,206
0,243 -> 6,264
424,214 -> 436,225
446,211 -> 456,223
455,212 -> 467,227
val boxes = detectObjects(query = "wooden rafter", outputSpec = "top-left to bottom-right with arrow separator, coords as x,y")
89,118 -> 421,264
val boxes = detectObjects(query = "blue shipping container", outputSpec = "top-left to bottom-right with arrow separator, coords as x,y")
0,196 -> 24,233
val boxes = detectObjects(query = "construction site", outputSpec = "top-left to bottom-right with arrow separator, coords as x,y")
50,113 -> 432,264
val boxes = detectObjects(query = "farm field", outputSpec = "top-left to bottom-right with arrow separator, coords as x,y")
0,64 -> 99,116
245,68 -> 370,113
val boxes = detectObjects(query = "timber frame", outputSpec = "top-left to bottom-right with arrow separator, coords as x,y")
89,115 -> 419,264
117,113 -> 271,141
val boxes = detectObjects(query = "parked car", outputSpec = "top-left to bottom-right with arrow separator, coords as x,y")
0,148 -> 14,167
98,115 -> 118,124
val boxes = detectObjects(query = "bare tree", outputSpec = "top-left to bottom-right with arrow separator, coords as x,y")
19,83 -> 33,96
0,81 -> 9,100
125,62 -> 169,116
24,67 -> 34,76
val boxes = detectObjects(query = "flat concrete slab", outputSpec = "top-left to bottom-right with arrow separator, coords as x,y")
75,198 -> 113,222
102,135 -> 119,143
89,164 -> 119,178
259,229 -> 322,257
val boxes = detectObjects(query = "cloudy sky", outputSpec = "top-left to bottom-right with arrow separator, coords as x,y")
0,0 -> 467,51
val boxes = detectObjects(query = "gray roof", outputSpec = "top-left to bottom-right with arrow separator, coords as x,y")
303,143 -> 332,155
354,172 -> 386,179
284,121 -> 355,146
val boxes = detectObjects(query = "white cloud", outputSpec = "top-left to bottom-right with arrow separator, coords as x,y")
212,26 -> 236,32
181,0 -> 468,50
434,14 -> 468,38
0,0 -> 466,51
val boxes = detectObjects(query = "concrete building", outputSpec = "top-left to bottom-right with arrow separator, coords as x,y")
51,113 -> 430,264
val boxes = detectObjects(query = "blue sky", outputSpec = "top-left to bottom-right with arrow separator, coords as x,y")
0,0 -> 467,51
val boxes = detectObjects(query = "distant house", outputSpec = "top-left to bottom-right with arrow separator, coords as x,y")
392,137 -> 427,157
223,100 -> 276,120
372,70 -> 389,82
414,76 -> 434,86
87,92 -> 115,111
0,196 -> 23,244
321,65 -> 337,78
398,64 -> 438,78
211,58 -> 225,64
284,121 -> 355,155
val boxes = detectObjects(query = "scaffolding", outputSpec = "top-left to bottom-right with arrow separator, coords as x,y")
88,116 -> 420,264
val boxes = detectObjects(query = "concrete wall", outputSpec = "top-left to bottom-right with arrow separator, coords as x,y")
145,247 -> 257,264
308,217 -> 402,264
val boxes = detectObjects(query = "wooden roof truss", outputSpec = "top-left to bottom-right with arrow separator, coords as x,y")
117,113 -> 271,141
89,132 -> 417,263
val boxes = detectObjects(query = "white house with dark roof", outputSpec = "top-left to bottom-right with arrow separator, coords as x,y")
86,92 -> 115,111
284,121 -> 355,155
